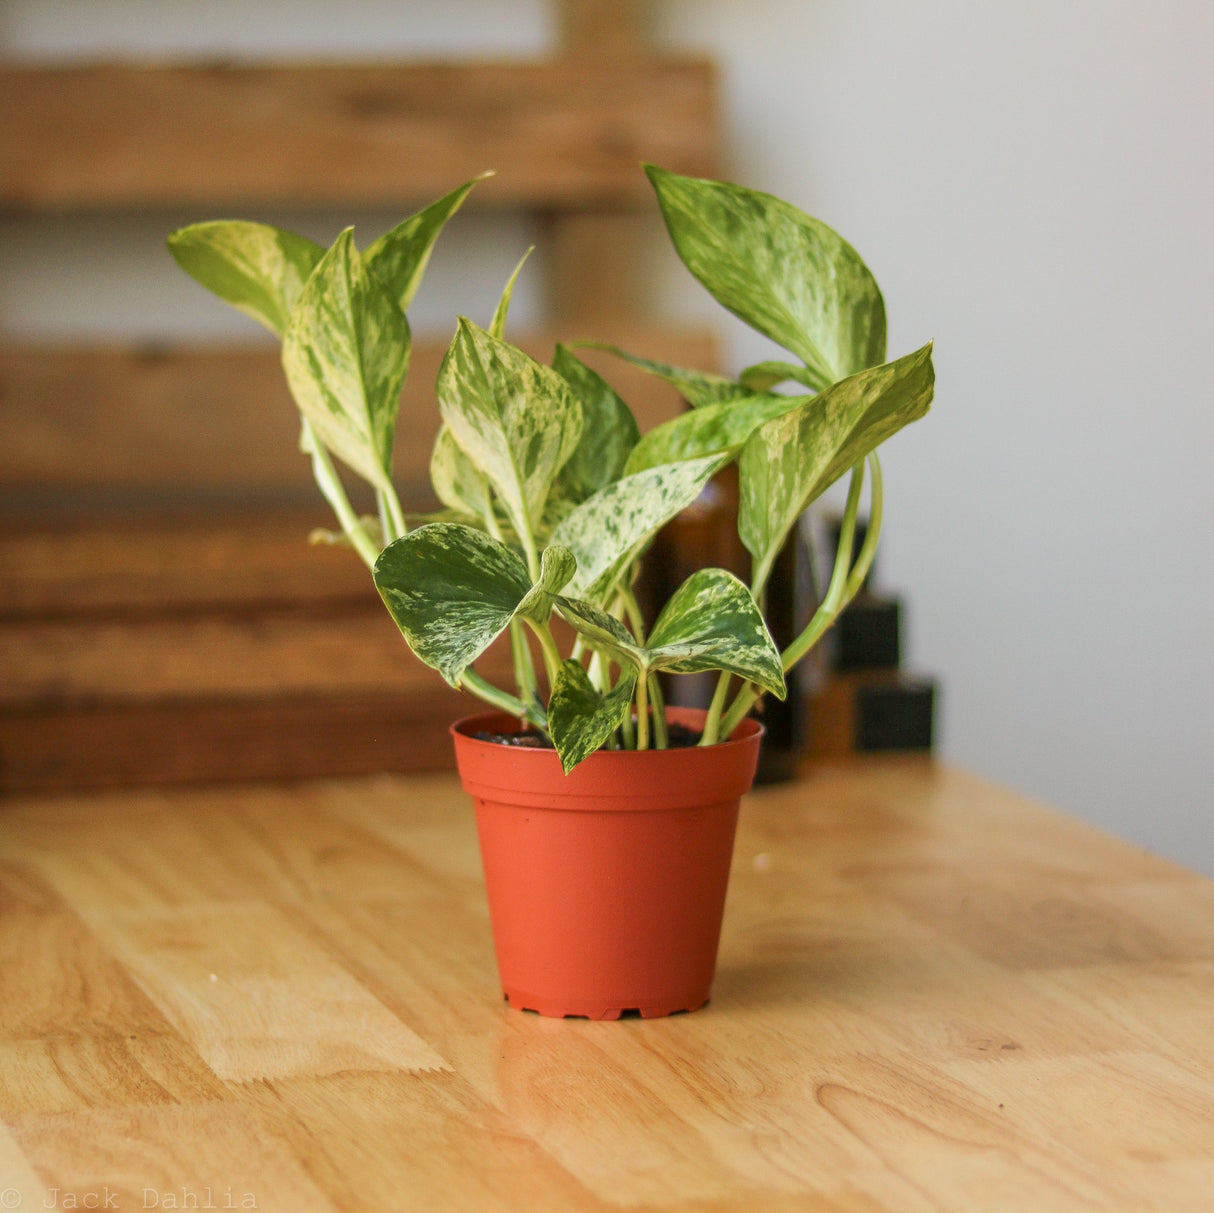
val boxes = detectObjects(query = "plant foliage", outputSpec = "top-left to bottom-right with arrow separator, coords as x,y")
169,167 -> 933,771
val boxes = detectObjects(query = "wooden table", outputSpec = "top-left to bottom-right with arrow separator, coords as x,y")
3,759 -> 1213,1211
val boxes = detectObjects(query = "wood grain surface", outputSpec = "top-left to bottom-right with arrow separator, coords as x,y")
0,59 -> 716,212
3,760 -> 1213,1210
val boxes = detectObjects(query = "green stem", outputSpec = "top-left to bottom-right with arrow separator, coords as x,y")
528,619 -> 564,689
458,669 -> 542,727
621,586 -> 648,645
383,483 -> 407,542
842,452 -> 883,608
635,672 -> 650,751
699,671 -> 734,747
718,459 -> 868,740
303,422 -> 379,570
509,620 -> 538,709
620,681 -> 636,750
648,675 -> 668,749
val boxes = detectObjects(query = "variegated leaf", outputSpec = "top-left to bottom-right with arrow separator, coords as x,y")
739,360 -> 821,393
430,424 -> 491,521
624,393 -> 801,475
553,597 -> 645,670
552,344 -> 640,500
167,220 -> 324,335
363,173 -> 491,312
489,248 -> 533,339
740,342 -> 934,588
548,661 -> 639,774
551,453 -> 731,604
281,229 -> 411,491
645,164 -> 886,390
516,543 -> 576,625
373,522 -> 532,685
645,568 -> 785,697
573,343 -> 750,408
437,319 -> 582,548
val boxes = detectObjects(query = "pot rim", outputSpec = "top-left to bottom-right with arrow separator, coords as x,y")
450,706 -> 762,754
449,707 -> 764,808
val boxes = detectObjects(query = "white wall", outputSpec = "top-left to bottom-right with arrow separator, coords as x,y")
3,1 -> 1211,872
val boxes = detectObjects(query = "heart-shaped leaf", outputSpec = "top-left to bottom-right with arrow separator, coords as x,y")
740,342 -> 934,589
552,344 -> 640,500
373,522 -> 533,685
364,173 -> 491,312
624,393 -> 801,475
574,343 -> 750,408
552,453 -> 730,604
548,660 -> 639,774
429,424 -> 492,521
437,320 -> 582,552
645,568 -> 785,697
645,164 -> 886,390
167,220 -> 324,336
554,596 -> 645,670
281,229 -> 411,491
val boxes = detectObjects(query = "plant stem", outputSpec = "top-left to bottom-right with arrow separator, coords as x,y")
620,681 -> 636,749
718,458 -> 868,740
621,586 -> 648,645
303,421 -> 379,570
381,483 -> 407,542
841,452 -> 883,608
648,675 -> 669,748
635,672 -> 650,751
458,669 -> 542,727
699,671 -> 734,747
528,619 -> 564,689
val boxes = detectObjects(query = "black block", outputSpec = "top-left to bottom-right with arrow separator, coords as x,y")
855,677 -> 936,751
834,594 -> 901,671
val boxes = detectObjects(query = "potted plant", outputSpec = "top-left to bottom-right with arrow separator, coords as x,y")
168,165 -> 933,1018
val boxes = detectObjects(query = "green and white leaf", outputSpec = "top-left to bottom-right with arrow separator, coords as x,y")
281,228 -> 411,491
645,568 -> 785,696
372,522 -> 532,685
624,392 -> 801,475
645,164 -> 886,390
573,343 -> 750,408
553,596 -> 645,670
437,319 -> 582,552
551,453 -> 730,604
489,248 -> 533,339
739,360 -> 821,393
548,661 -> 639,774
552,344 -> 640,500
167,220 -> 324,335
739,342 -> 934,589
363,172 -> 491,312
516,543 -> 576,625
430,424 -> 492,521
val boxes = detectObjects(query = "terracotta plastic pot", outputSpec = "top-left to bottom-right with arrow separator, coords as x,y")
451,707 -> 763,1020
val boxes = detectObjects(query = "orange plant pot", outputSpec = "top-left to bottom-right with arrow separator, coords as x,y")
451,708 -> 763,1020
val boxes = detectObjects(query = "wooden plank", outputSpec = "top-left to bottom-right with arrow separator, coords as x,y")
557,0 -> 645,56
0,508 -> 374,618
0,60 -> 717,212
0,690 -> 477,790
0,329 -> 712,500
0,605 -> 520,705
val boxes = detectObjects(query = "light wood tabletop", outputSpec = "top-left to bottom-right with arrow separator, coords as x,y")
2,758 -> 1213,1212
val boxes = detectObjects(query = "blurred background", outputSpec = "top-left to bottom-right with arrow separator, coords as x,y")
1,1 -> 1210,873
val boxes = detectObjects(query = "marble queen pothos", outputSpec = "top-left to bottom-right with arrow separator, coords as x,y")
168,164 -> 933,773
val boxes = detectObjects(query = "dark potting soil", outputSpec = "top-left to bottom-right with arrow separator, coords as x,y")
473,721 -> 703,751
